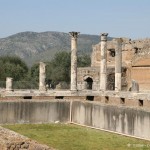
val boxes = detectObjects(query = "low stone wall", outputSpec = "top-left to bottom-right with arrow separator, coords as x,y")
71,101 -> 150,140
1,99 -> 150,140
0,100 -> 70,124
0,126 -> 53,150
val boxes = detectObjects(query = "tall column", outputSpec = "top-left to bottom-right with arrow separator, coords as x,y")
69,32 -> 80,91
114,38 -> 123,91
39,62 -> 46,91
6,77 -> 13,91
100,33 -> 108,91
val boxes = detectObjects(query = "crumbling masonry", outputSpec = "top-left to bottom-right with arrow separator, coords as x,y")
77,35 -> 150,91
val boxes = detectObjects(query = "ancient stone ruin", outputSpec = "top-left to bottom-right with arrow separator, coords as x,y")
3,32 -> 150,92
1,31 -> 150,146
77,35 -> 150,91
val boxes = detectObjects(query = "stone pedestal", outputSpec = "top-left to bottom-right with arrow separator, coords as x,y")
6,77 -> 13,91
114,38 -> 123,91
100,33 -> 108,91
69,32 -> 80,91
39,62 -> 46,91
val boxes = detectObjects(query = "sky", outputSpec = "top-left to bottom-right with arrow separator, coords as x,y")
0,0 -> 150,39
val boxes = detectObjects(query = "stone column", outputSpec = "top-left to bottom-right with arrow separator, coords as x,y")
114,38 -> 123,91
69,32 -> 80,91
100,33 -> 108,91
39,62 -> 46,91
6,77 -> 13,91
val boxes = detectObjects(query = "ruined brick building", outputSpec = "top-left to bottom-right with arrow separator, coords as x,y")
77,37 -> 150,91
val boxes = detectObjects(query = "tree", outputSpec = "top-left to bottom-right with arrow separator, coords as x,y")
77,54 -> 91,67
46,51 -> 91,88
0,56 -> 30,88
47,51 -> 71,85
30,51 -> 91,89
30,63 -> 39,82
0,56 -> 28,81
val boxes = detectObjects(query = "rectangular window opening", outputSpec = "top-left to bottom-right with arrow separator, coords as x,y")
23,96 -> 32,99
105,96 -> 109,103
86,96 -> 94,101
120,98 -> 125,104
55,96 -> 64,99
139,99 -> 143,106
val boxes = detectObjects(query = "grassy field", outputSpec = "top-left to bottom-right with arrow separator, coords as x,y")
3,123 -> 150,150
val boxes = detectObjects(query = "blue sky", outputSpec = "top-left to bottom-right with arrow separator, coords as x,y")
0,0 -> 150,39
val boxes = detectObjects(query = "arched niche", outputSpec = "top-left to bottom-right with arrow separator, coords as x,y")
83,76 -> 93,90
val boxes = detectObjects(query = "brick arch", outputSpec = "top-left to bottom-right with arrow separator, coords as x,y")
83,75 -> 93,81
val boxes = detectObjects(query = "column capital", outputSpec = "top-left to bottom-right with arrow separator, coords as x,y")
100,33 -> 108,41
69,32 -> 80,39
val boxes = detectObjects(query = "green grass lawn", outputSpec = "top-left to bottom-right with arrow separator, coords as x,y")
3,123 -> 150,150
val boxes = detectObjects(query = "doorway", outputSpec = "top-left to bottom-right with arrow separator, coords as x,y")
85,77 -> 93,90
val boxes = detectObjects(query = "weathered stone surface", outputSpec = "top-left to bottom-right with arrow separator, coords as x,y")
131,80 -> 139,92
100,33 -> 108,91
71,101 -> 150,140
6,77 -> 13,92
114,38 -> 123,91
39,62 -> 46,91
0,100 -> 70,124
78,36 -> 150,91
69,32 -> 80,91
0,126 -> 54,150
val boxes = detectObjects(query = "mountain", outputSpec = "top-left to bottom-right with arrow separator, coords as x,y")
0,31 -> 111,66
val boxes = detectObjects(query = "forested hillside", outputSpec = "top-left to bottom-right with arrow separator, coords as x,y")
0,31 -> 103,66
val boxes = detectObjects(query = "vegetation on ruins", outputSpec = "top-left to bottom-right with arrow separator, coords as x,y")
4,124 -> 150,150
0,52 -> 91,89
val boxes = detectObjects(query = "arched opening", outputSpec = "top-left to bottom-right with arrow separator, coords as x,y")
85,77 -> 93,90
108,49 -> 115,57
